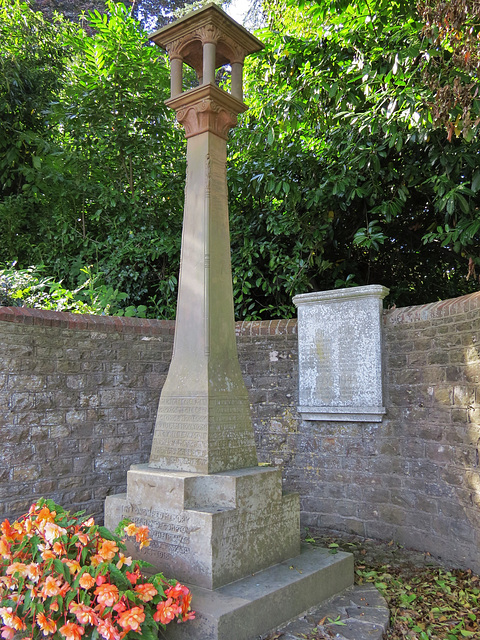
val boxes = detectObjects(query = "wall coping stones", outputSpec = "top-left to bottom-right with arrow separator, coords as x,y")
3,290 -> 480,334
0,307 -> 299,337
0,306 -> 176,335
384,291 -> 480,325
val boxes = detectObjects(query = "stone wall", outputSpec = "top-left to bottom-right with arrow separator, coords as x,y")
277,293 -> 480,573
1,293 -> 480,572
0,309 -> 174,521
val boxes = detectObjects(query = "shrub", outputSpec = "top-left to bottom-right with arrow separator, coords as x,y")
0,499 -> 194,640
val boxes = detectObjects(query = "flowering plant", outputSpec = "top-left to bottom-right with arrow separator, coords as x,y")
0,500 -> 194,640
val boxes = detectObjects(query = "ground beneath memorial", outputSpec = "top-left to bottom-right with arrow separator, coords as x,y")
263,531 -> 480,640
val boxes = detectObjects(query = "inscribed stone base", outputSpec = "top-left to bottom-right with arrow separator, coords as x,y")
149,395 -> 258,474
104,465 -> 300,590
162,545 -> 354,640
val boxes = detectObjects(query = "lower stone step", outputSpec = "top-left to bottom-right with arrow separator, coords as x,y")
164,545 -> 354,640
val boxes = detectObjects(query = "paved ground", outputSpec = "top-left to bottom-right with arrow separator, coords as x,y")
258,583 -> 389,640
257,531 -> 444,640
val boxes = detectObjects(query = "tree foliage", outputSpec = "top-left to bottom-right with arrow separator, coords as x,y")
1,0 -> 185,317
1,0 -> 479,319
226,0 -> 480,315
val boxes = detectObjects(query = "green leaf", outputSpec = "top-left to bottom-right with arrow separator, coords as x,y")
107,563 -> 131,590
472,170 -> 480,193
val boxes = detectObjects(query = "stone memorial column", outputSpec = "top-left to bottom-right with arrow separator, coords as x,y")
147,20 -> 260,474
105,6 -> 353,638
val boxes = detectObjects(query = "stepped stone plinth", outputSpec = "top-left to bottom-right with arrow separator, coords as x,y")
105,465 -> 300,590
104,5 -> 353,638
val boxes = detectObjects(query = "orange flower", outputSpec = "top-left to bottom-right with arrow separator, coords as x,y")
6,562 -> 28,578
26,563 -> 42,583
10,616 -> 26,632
90,554 -> 103,568
134,583 -> 158,602
123,523 -> 138,537
117,606 -> 145,632
94,583 -> 119,607
134,526 -> 151,549
36,613 -> 57,636
97,619 -> 120,640
75,532 -> 90,546
98,540 -> 118,562
24,518 -> 33,535
0,537 -> 11,559
43,522 -> 67,544
52,542 -> 66,556
69,603 -> 99,626
41,549 -> 56,561
1,520 -> 16,539
58,581 -> 70,598
115,553 -> 132,570
179,592 -> 193,616
36,506 -> 56,523
62,558 -> 81,575
182,610 -> 196,621
153,598 -> 180,625
59,622 -> 84,640
79,573 -> 96,590
165,582 -> 189,600
39,575 -> 62,599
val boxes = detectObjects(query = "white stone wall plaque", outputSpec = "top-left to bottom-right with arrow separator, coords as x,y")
293,285 -> 389,422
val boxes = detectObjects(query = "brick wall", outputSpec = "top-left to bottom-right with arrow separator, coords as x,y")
0,308 -> 175,521
276,292 -> 480,572
2,293 -> 480,572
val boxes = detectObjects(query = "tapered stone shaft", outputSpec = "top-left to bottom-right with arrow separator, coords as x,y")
148,40 -> 262,473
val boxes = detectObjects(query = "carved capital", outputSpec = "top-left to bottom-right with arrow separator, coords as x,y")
166,36 -> 189,60
230,42 -> 246,64
197,24 -> 222,44
166,84 -> 247,140
176,98 -> 237,139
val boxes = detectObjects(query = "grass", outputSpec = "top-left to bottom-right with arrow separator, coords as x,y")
305,532 -> 480,639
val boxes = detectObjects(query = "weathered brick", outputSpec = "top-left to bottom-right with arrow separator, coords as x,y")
2,296 -> 480,573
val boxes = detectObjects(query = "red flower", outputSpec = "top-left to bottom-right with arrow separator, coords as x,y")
117,606 -> 145,632
59,622 -> 84,640
94,582 -> 119,607
165,582 -> 189,600
153,598 -> 180,625
125,571 -> 139,585
134,583 -> 158,602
